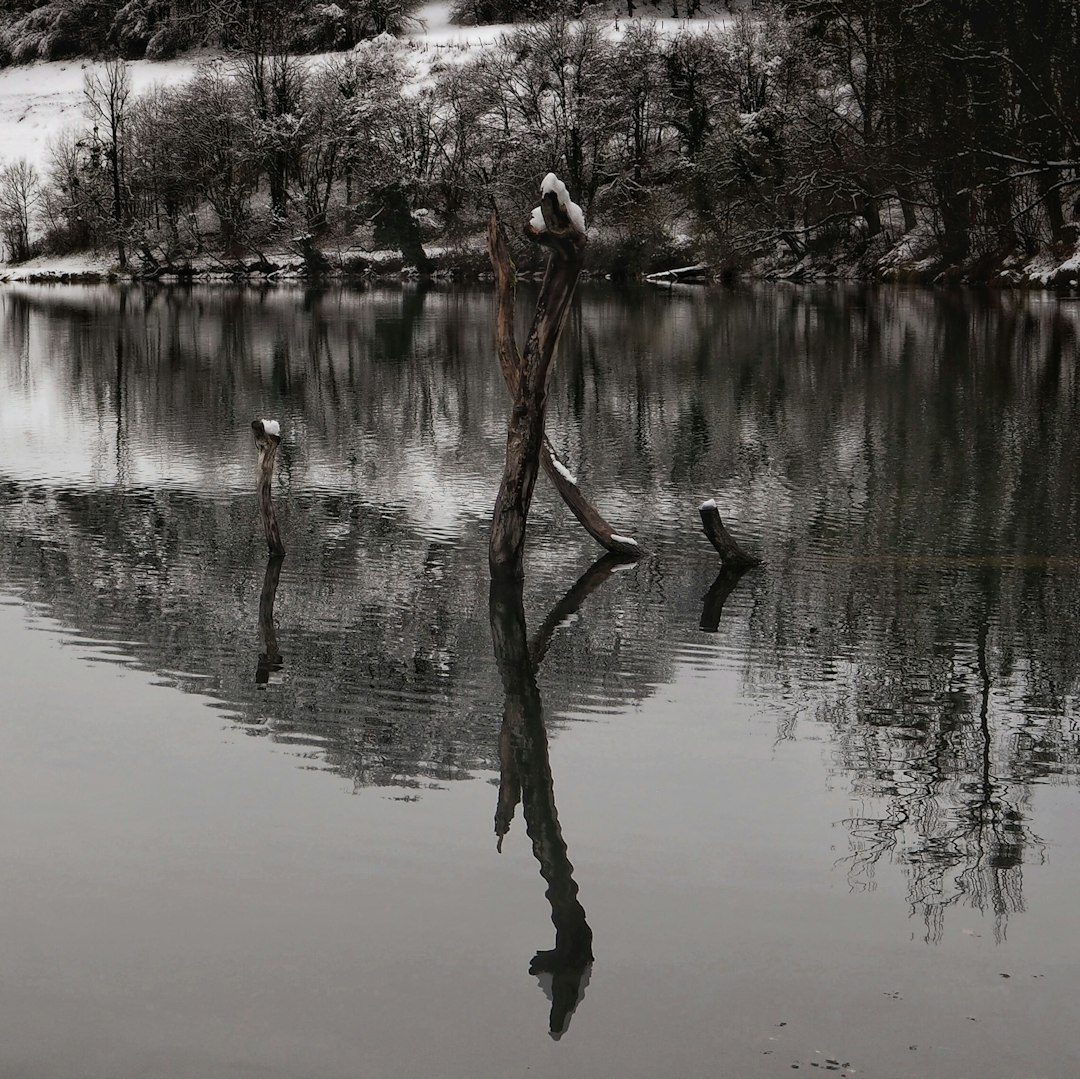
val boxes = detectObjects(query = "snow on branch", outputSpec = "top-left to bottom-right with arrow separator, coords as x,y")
539,172 -> 586,234
255,418 -> 281,440
526,172 -> 587,253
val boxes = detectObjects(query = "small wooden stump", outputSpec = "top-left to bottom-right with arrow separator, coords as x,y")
251,419 -> 285,557
699,498 -> 760,569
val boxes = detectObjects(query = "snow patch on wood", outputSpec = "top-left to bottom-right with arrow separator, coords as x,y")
550,457 -> 578,487
646,263 -> 709,283
540,172 -> 587,235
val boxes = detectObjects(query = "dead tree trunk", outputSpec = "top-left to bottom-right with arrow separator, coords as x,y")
488,176 -> 642,580
252,419 -> 285,556
698,498 -> 759,568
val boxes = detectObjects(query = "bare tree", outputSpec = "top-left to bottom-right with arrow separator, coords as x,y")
84,59 -> 132,268
215,0 -> 306,222
0,159 -> 40,263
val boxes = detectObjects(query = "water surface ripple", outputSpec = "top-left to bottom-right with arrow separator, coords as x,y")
1,282 -> 1079,1075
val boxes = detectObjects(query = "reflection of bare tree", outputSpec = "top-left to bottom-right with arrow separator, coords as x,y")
490,559 -> 627,1036
3,282 -> 1080,942
830,615 -> 1044,942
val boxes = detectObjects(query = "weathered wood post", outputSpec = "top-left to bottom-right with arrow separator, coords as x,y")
698,498 -> 759,569
251,419 -> 285,557
488,174 -> 642,579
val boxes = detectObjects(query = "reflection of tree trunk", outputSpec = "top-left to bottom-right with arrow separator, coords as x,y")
115,291 -> 127,487
256,554 -> 284,684
528,552 -> 630,668
490,573 -> 599,1037
699,566 -> 751,633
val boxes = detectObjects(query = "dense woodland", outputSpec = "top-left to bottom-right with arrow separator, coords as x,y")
1,1 -> 1078,279
0,0 -> 710,62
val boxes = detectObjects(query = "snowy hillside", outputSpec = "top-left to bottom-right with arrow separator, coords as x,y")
0,2 -> 732,170
0,55 -> 200,170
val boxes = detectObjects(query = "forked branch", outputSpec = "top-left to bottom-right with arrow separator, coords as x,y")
487,181 -> 642,576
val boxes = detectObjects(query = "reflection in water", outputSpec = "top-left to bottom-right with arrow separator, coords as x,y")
832,611 -> 1045,942
699,565 -> 754,633
491,563 -> 621,1037
256,554 -> 284,685
1,283 -> 1079,938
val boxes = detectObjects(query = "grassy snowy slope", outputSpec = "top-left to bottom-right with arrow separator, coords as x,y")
0,3 -> 732,170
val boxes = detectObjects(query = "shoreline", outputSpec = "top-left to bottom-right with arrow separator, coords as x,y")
4,242 -> 1080,289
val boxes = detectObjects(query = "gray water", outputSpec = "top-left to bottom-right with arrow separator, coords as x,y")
1,282 -> 1078,1078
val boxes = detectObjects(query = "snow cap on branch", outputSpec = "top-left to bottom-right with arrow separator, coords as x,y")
549,456 -> 578,487
527,172 -> 587,238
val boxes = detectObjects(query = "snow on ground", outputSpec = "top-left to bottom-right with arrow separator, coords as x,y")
410,1 -> 516,47
412,1 -> 730,45
0,2 -> 493,170
0,249 -> 117,280
1020,247 -> 1080,286
0,3 -> 732,170
0,54 -> 207,170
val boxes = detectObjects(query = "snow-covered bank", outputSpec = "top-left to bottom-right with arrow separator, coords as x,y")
1,5 -> 1074,290
0,250 -> 117,282
6,234 -> 1080,288
0,242 -> 498,283
754,230 -> 1080,290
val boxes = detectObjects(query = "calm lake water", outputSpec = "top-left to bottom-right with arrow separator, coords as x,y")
1,282 -> 1078,1078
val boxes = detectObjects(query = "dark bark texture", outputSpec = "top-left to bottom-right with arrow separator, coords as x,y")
252,419 -> 285,556
698,499 -> 760,569
488,188 -> 642,579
